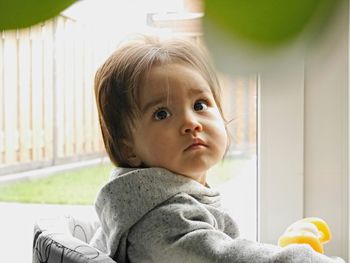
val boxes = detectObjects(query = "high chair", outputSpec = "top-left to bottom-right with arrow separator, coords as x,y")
33,215 -> 116,263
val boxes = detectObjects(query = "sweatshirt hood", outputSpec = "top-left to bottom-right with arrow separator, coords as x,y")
94,167 -> 220,257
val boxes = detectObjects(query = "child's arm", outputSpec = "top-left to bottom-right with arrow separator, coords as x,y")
127,194 -> 345,263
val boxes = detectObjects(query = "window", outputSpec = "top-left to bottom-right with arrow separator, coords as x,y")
208,75 -> 258,241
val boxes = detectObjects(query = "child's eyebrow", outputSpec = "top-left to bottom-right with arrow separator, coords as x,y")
141,87 -> 212,113
141,96 -> 168,113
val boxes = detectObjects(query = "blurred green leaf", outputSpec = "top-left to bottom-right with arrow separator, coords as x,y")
0,0 -> 76,30
205,0 -> 339,47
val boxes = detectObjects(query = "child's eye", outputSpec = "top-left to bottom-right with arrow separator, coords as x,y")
153,108 -> 171,121
193,100 -> 208,111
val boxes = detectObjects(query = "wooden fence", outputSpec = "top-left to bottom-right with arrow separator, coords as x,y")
0,16 -> 114,175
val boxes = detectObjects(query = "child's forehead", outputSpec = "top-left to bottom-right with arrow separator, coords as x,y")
137,78 -> 213,115
147,63 -> 208,86
142,63 -> 211,94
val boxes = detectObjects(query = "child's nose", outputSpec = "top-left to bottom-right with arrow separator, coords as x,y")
180,112 -> 203,134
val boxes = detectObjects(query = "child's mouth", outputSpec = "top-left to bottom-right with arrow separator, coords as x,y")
184,138 -> 207,151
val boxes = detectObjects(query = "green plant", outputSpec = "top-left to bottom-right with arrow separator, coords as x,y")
0,0 -> 76,30
204,0 -> 339,48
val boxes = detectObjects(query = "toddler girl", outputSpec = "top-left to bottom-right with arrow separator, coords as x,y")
90,36 -> 344,263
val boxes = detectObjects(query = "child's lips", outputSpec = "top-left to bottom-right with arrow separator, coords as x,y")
184,138 -> 208,151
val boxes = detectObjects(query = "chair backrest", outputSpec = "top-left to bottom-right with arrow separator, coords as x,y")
33,215 -> 116,263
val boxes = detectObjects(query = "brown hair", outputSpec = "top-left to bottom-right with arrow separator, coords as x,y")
94,36 -> 226,167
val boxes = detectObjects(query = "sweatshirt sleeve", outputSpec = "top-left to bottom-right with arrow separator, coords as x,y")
127,194 -> 343,263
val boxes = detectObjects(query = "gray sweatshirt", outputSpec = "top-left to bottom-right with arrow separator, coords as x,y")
90,167 -> 342,263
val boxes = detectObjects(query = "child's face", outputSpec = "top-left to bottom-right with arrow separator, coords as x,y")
127,63 -> 227,185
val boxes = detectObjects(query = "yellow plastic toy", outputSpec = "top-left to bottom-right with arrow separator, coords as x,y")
278,217 -> 331,254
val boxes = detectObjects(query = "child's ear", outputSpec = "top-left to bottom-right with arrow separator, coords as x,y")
121,139 -> 142,167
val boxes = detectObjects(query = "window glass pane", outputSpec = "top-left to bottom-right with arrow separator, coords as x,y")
207,75 -> 257,241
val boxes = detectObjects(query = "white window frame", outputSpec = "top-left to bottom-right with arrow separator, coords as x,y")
258,1 -> 349,260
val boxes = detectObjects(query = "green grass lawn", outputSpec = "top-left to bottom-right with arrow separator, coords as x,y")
0,163 -> 113,205
0,158 -> 249,205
